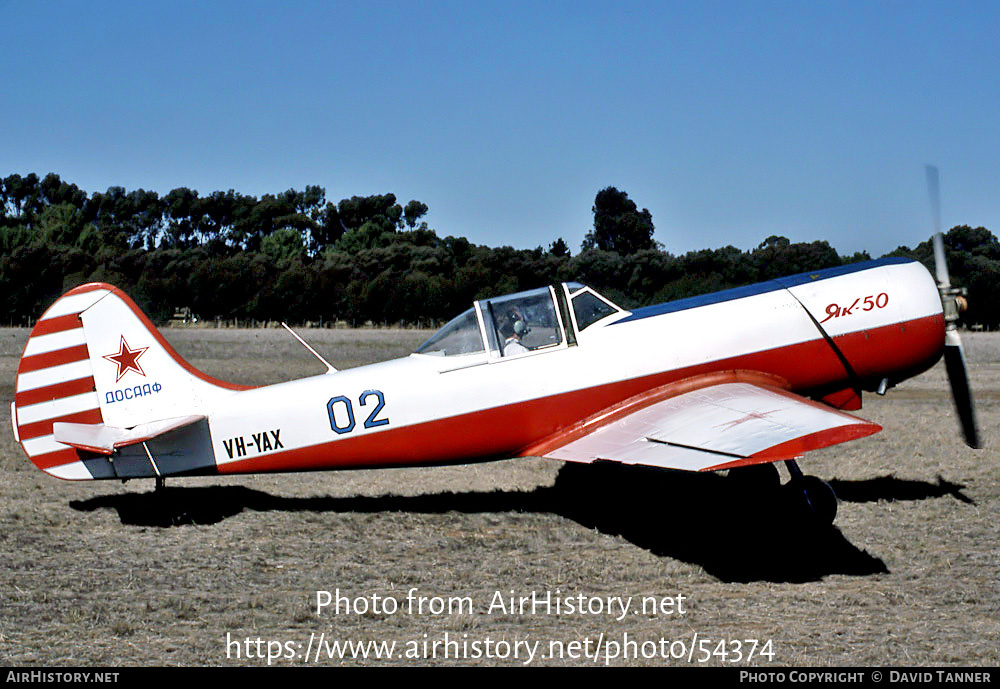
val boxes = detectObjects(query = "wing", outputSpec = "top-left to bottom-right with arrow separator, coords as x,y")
521,372 -> 881,472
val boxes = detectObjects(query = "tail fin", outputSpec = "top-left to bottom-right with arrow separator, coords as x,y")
12,283 -> 249,480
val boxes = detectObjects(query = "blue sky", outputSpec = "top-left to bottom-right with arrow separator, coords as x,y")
3,0 -> 998,257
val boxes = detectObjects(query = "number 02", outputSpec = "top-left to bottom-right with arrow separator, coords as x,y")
328,390 -> 389,434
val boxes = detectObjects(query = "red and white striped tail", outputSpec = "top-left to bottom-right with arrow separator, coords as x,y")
13,284 -> 111,479
12,283 -> 247,480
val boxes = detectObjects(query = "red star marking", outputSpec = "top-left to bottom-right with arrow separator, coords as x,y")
103,336 -> 149,382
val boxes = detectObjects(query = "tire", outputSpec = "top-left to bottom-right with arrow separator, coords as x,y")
785,475 -> 838,525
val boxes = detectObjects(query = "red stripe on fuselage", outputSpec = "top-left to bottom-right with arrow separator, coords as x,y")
217,313 -> 945,476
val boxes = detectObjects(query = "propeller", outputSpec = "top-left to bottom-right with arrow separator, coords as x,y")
925,165 -> 980,448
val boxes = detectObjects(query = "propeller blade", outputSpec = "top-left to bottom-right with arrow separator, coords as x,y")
943,330 -> 980,448
932,233 -> 950,289
925,165 -> 950,288
925,165 -> 979,448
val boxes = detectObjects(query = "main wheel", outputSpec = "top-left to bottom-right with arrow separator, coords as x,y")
784,475 -> 838,525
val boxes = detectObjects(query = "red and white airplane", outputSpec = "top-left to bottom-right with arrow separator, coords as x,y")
10,234 -> 979,524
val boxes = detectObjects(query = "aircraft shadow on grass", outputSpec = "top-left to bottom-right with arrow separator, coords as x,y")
69,463 -> 973,584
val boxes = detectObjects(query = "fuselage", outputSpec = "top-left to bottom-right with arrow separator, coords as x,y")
206,257 -> 945,475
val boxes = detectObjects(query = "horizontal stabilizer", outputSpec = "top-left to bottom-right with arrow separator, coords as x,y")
53,415 -> 205,455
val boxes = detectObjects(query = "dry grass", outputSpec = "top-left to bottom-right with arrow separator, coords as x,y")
0,328 -> 996,666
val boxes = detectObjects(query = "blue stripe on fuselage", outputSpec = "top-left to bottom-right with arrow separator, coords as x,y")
612,256 -> 915,325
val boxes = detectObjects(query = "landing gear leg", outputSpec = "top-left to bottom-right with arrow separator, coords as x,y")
155,476 -> 165,492
783,460 -> 838,525
784,459 -> 805,482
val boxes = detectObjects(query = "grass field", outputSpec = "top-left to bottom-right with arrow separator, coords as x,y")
1,327 -> 997,666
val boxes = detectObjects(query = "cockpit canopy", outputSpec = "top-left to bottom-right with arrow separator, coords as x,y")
415,283 -> 624,358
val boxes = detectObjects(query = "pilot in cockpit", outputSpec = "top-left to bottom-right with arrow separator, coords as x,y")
501,317 -> 530,356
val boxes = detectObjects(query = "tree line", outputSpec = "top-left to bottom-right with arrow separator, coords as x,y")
2,172 -> 998,328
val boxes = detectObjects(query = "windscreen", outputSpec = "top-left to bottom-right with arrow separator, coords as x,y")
414,308 -> 485,356
572,291 -> 619,330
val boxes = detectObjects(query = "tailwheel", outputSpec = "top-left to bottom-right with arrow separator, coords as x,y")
784,475 -> 838,525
